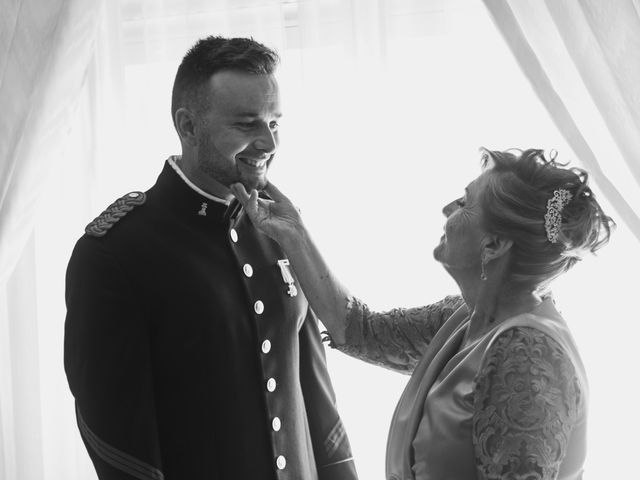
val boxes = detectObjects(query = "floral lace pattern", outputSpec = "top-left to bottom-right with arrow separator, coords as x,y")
472,327 -> 582,479
329,295 -> 465,374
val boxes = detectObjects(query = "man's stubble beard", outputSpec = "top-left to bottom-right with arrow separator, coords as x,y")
197,138 -> 269,192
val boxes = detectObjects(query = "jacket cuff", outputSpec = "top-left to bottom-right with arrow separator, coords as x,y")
318,457 -> 358,480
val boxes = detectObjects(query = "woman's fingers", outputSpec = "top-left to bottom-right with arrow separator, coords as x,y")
233,182 -> 289,209
231,183 -> 268,222
248,188 -> 260,208
230,183 -> 250,205
230,183 -> 260,213
264,182 -> 289,203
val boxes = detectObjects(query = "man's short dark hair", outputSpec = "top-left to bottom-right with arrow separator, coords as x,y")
171,36 -> 280,125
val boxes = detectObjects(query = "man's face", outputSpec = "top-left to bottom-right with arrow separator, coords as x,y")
192,70 -> 281,195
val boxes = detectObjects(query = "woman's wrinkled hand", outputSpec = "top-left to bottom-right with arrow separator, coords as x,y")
230,182 -> 303,244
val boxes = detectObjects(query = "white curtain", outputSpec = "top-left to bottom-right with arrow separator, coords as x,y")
483,0 -> 640,242
0,0 -> 103,478
1,1 -> 638,479
0,0 -> 103,284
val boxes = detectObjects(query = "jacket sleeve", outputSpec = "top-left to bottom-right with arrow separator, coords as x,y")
328,295 -> 466,374
298,308 -> 359,480
64,237 -> 164,480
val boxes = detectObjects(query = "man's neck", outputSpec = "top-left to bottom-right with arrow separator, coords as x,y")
168,156 -> 231,204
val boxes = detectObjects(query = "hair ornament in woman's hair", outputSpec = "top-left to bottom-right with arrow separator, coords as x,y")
544,189 -> 573,243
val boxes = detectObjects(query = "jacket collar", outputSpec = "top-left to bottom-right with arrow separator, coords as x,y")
153,157 -> 240,224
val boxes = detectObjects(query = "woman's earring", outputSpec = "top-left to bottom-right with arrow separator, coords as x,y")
480,260 -> 487,281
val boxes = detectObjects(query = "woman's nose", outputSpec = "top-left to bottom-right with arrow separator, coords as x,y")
442,201 -> 455,217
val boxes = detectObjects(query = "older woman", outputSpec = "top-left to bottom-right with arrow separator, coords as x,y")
231,148 -> 613,480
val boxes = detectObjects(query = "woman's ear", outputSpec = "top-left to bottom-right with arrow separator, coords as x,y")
481,234 -> 513,263
174,107 -> 198,147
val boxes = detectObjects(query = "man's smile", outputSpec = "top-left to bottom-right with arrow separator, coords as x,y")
238,156 -> 269,169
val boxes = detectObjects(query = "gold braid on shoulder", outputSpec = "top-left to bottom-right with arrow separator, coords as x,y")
85,192 -> 146,237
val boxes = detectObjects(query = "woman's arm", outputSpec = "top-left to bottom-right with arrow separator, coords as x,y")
231,183 -> 464,373
472,327 -> 582,479
333,295 -> 464,374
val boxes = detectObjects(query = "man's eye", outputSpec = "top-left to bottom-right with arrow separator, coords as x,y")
456,199 -> 466,207
270,122 -> 279,130
236,122 -> 255,129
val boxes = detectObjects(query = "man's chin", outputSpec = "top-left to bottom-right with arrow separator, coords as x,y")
239,176 -> 268,192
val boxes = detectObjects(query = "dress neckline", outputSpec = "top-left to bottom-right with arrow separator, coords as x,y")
458,295 -> 563,351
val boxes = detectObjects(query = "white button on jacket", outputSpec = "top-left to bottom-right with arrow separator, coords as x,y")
254,300 -> 264,314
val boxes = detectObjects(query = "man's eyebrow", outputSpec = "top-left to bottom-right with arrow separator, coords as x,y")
233,112 -> 283,118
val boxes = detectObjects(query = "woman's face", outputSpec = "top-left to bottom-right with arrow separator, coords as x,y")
433,171 -> 492,276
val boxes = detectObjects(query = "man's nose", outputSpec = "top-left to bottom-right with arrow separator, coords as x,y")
442,201 -> 455,217
254,125 -> 278,154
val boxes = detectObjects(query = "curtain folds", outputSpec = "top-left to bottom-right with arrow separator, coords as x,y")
483,0 -> 640,242
0,0 -> 103,285
0,1 -> 103,478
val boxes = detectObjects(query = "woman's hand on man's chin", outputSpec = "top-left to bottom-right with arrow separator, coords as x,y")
230,182 -> 305,247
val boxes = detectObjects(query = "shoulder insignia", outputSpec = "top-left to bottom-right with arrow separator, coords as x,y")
85,191 -> 146,237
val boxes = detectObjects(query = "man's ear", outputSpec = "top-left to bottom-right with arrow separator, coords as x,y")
174,107 -> 198,147
481,234 -> 513,263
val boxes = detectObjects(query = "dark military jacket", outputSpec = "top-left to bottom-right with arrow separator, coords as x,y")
64,159 -> 358,480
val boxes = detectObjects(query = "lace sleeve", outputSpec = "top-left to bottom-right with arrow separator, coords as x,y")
472,327 -> 582,479
326,295 -> 464,374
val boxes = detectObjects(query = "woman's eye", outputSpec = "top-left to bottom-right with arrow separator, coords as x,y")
236,122 -> 255,129
270,122 -> 279,130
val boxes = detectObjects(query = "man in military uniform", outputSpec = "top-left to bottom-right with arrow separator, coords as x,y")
64,36 -> 358,480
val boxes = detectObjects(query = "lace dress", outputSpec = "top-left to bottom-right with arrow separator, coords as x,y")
329,295 -> 588,480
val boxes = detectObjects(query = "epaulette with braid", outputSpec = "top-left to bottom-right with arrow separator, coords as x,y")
85,191 -> 146,237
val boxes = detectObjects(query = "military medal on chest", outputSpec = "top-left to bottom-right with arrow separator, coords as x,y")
277,259 -> 298,297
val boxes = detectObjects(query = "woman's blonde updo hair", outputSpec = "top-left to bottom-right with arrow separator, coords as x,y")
480,148 -> 614,293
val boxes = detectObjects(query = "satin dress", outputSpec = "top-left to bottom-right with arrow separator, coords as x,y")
333,295 -> 587,480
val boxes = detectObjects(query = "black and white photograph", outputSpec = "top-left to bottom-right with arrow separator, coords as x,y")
1,1 -> 639,479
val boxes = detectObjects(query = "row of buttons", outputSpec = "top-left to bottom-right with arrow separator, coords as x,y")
232,226 -> 286,471
243,262 -> 264,314
268,376 -> 286,470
